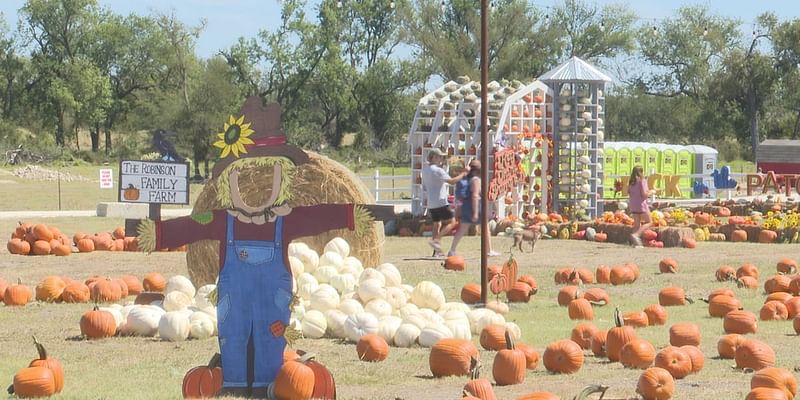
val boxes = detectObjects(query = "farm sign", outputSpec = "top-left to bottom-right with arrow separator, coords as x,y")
746,171 -> 800,196
119,160 -> 190,204
488,150 -> 525,201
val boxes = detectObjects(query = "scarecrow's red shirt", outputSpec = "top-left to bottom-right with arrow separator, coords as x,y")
153,204 -> 355,271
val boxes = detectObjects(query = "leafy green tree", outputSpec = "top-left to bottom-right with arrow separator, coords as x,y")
551,0 -> 637,61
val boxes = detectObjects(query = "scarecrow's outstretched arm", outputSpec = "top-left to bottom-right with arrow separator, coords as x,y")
137,211 -> 224,253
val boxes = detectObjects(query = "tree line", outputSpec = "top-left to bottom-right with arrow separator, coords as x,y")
1,0 -> 800,175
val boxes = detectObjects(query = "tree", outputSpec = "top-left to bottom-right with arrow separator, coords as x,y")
552,0 -> 637,62
403,0 -> 561,80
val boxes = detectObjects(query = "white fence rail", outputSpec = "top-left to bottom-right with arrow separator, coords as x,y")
359,171 -> 412,203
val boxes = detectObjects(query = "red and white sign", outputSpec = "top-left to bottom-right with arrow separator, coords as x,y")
99,168 -> 114,189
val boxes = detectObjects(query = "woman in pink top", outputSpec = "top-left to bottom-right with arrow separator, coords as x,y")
628,165 -> 652,247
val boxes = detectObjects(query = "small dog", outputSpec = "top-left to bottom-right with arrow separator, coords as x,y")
511,226 -> 543,253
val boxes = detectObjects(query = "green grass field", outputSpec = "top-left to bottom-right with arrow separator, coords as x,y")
1,219 -> 799,399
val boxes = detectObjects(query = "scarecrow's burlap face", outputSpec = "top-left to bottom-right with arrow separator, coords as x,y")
215,157 -> 295,209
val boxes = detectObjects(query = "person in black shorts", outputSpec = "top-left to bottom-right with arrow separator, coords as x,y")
422,148 -> 466,257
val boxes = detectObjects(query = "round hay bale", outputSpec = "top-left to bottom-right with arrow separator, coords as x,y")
657,227 -> 695,248
186,151 -> 384,286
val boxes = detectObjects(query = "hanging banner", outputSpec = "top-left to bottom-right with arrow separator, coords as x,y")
488,150 -> 525,201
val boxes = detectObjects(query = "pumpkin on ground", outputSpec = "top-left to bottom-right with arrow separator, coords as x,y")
606,308 -> 637,362
570,322 -> 599,349
429,338 -> 478,378
463,358 -> 496,400
620,339 -> 656,369
750,367 -> 797,399
28,336 -> 64,393
515,343 -> 540,370
659,258 -> 678,273
777,258 -> 797,275
143,272 -> 167,292
582,288 -> 609,305
590,330 -> 608,358
480,324 -> 507,351
542,339 -> 584,374
356,334 -> 389,362
623,311 -> 649,328
738,276 -> 760,289
506,282 -> 535,303
636,367 -> 675,400
668,322 -> 701,347
654,346 -> 692,379
35,276 -> 66,303
764,275 -> 792,294
718,334 -> 746,359
567,298 -> 594,320
658,287 -> 692,306
735,339 -> 776,370
680,345 -> 704,374
716,265 -> 736,281
80,306 -> 117,339
738,263 -> 760,279
444,255 -> 465,271
760,301 -> 789,321
724,310 -> 758,334
461,283 -> 481,304
10,366 -> 56,398
557,286 -> 580,307
274,353 -> 316,400
61,282 -> 90,303
595,265 -> 611,284
745,387 -> 792,400
643,304 -> 668,326
706,295 -> 741,318
4,279 -> 32,306
493,330 -> 526,385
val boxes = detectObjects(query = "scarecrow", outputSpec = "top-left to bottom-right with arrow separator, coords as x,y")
137,96 -> 383,398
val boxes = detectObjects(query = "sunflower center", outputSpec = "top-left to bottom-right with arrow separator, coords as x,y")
224,125 -> 242,145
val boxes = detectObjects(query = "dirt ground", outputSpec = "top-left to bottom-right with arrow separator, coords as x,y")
1,228 -> 799,399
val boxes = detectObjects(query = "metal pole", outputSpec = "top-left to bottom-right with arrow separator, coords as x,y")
479,0 -> 489,306
374,170 -> 380,203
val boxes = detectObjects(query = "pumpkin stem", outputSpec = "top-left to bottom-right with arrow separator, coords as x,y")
685,296 -> 695,304
208,353 -> 222,368
295,350 -> 316,363
573,384 -> 609,400
468,357 -> 482,380
699,298 -> 710,304
32,335 -> 47,360
7,384 -> 13,395
504,329 -> 515,351
613,307 -> 624,327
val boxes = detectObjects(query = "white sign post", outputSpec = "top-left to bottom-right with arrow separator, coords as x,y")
119,160 -> 190,204
99,168 -> 114,189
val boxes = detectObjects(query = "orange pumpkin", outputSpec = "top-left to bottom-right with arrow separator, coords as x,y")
515,343 -> 540,370
463,358 -> 495,399
732,229 -> 748,242
724,310 -> 758,334
29,336 -> 64,393
609,265 -> 636,285
735,339 -> 776,370
35,276 -> 66,302
659,258 -> 678,274
758,229 -> 778,243
11,366 -> 56,398
590,329 -> 608,358
493,330 -> 526,385
643,304 -> 668,326
784,297 -> 800,319
143,272 -> 167,292
716,265 -> 736,281
61,282 -> 90,303
595,265 -> 611,284
4,279 -> 32,306
31,240 -> 51,255
506,281 -> 535,303
759,301 -> 788,321
623,311 -> 649,328
567,298 -> 594,320
777,258 -> 797,275
80,306 -> 117,339
582,288 -> 609,305
32,224 -> 54,241
557,286 -> 580,307
737,263 -> 760,279
275,355 -> 316,400
620,339 -> 656,369
654,346 -> 692,379
718,333 -> 746,359
444,255 -> 465,271
182,353 -> 223,399
356,334 -> 389,362
764,275 -> 792,294
745,387 -> 793,400
606,308 -> 637,362
658,287 -> 692,306
570,322 -> 599,350
542,339 -> 583,374
480,324 -> 507,351
429,339 -> 478,378
77,237 -> 95,253
680,345 -> 704,373
636,367 -> 675,400
738,276 -> 760,289
669,322 -> 700,347
91,278 -> 122,302
7,238 -> 31,255
706,294 -> 741,318
750,367 -> 798,399
461,283 -> 481,304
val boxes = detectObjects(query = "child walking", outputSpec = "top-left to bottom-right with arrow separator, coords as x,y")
628,165 -> 653,248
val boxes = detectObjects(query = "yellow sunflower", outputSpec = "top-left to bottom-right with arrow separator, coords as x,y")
213,115 -> 255,158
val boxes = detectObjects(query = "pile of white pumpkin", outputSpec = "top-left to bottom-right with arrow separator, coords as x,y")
98,276 -> 218,342
290,238 -> 522,348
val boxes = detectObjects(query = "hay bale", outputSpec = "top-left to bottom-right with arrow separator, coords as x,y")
594,223 -> 631,244
657,227 -> 695,248
186,151 -> 384,286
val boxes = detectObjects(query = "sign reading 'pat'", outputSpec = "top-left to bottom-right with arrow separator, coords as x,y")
118,160 -> 190,204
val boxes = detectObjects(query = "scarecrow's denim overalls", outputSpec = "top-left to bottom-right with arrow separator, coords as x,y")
216,214 -> 293,389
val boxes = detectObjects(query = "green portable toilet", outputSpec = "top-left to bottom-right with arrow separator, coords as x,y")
617,147 -> 632,182
632,146 -> 645,172
676,148 -> 693,199
645,146 -> 660,176
602,146 -> 616,198
660,147 -> 677,197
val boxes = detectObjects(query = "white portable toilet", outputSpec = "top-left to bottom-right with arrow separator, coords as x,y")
687,145 -> 718,198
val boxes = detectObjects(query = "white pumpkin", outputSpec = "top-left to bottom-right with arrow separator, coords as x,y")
418,324 -> 453,347
295,248 -> 319,274
476,311 -> 506,334
298,282 -> 319,301
393,323 -> 421,348
324,237 -> 350,258
288,242 -> 308,257
578,155 -> 591,165
193,284 -> 216,310
166,275 -> 196,298
200,307 -> 218,336
123,305 -> 165,336
297,272 -> 318,287
339,298 -> 365,316
324,310 -> 348,339
446,319 -> 472,340
313,265 -> 339,284
319,251 -> 344,270
438,302 -> 471,316
377,316 -> 403,345
364,299 -> 393,318
358,279 -> 386,303
486,300 -> 510,315
400,284 -> 415,297
559,117 -> 572,127
359,268 -> 386,286
618,201 -> 628,211
288,256 -> 304,277
377,263 -> 402,287
158,311 -> 191,341
99,307 -> 123,329
189,312 -> 215,339
468,309 -> 496,334
384,287 -> 408,310
505,322 -> 522,340
310,285 -> 340,312
119,304 -> 136,322
329,273 -> 356,294
341,256 -> 362,272
163,291 -> 193,312
581,111 -> 592,120
597,130 -> 604,142
402,313 -> 428,330
291,302 -> 306,321
399,304 -> 420,319
339,263 -> 363,278
301,310 -> 327,339
343,312 -> 379,342
410,281 -> 445,311
340,291 -> 357,301
418,308 -> 445,326
440,309 -> 469,324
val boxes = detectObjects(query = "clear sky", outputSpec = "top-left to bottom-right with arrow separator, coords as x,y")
1,0 -> 800,57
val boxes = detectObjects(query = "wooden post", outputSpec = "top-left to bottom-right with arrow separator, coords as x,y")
479,0 -> 489,306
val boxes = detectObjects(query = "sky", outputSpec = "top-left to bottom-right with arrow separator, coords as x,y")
1,0 -> 800,57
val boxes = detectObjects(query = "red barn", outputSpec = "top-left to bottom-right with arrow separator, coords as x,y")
756,139 -> 800,174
